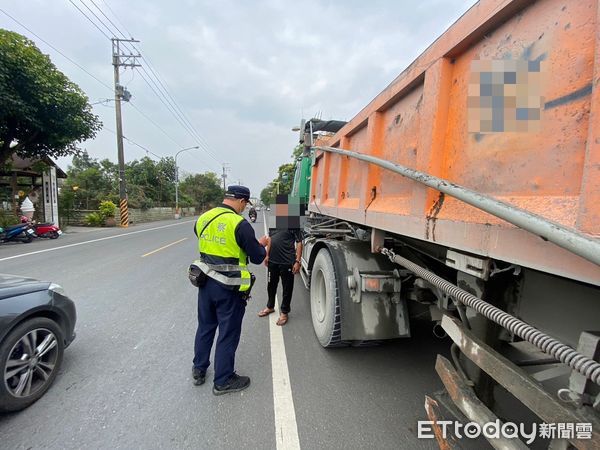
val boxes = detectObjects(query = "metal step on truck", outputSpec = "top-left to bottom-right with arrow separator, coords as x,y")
289,0 -> 600,448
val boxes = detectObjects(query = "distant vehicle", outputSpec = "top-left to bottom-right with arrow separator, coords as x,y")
0,274 -> 77,412
248,207 -> 257,223
266,207 -> 270,211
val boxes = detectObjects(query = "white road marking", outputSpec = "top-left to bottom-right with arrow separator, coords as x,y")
141,238 -> 187,257
0,220 -> 195,262
263,210 -> 301,450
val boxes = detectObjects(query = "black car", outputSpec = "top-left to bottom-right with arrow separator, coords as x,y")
0,274 -> 76,412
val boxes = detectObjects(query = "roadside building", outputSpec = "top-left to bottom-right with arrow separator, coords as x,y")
0,154 -> 65,225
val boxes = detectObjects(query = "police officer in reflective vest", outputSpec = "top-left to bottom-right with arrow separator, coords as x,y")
192,186 -> 268,395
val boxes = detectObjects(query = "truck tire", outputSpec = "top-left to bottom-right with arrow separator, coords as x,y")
310,248 -> 346,347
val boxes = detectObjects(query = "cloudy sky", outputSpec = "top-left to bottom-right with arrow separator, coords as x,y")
1,0 -> 474,197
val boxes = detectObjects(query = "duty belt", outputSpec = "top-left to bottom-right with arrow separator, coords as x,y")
194,260 -> 251,287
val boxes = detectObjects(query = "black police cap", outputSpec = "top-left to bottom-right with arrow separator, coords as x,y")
225,185 -> 252,204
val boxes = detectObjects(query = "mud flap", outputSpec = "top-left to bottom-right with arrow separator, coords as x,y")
323,239 -> 410,341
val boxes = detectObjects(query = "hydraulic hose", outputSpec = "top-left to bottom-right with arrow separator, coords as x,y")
379,247 -> 600,385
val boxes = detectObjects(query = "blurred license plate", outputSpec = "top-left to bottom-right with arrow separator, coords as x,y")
26,229 -> 34,234
57,230 -> 63,235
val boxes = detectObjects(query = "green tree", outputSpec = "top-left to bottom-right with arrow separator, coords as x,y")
291,143 -> 303,159
124,156 -> 176,207
63,152 -> 115,209
0,30 -> 101,166
99,158 -> 118,195
126,157 -> 160,206
260,141 -> 308,204
179,172 -> 222,211
277,163 -> 295,194
260,162 -> 295,204
156,157 -> 176,205
260,185 -> 275,206
126,184 -> 153,210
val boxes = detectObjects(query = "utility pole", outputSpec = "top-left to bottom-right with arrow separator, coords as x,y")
221,164 -> 230,192
112,38 -> 140,227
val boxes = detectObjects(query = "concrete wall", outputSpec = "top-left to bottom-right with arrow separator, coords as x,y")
63,207 -> 197,226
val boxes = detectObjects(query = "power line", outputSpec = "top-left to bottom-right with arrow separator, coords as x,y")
130,66 -> 220,170
0,8 -> 113,91
123,136 -> 163,160
180,150 -> 222,175
127,97 -> 220,172
0,9 -> 176,165
130,70 -> 191,142
133,53 -> 224,166
87,0 -> 223,165
100,0 -> 134,38
70,0 -> 231,177
139,56 -> 218,157
89,0 -> 128,39
66,4 -> 188,150
102,126 -> 164,160
127,101 -> 181,147
135,66 -> 197,143
104,125 -> 223,179
81,4 -> 196,147
70,3 -> 198,149
78,0 -> 115,38
68,0 -> 111,40
91,98 -> 114,106
125,102 -> 219,172
1,6 -> 226,180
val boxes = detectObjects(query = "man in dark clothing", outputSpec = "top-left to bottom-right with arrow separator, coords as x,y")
192,185 -> 268,395
258,227 -> 303,326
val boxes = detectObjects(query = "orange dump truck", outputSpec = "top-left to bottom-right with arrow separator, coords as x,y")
294,0 -> 600,446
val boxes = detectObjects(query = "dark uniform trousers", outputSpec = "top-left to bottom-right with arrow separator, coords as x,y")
267,262 -> 295,314
193,278 -> 247,386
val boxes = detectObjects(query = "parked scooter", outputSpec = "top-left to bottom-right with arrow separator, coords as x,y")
0,222 -> 35,243
20,216 -> 63,239
33,223 -> 63,239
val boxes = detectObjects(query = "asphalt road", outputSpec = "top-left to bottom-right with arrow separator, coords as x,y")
0,213 -> 450,449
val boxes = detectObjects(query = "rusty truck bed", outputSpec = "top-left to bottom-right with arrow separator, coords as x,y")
310,0 -> 600,286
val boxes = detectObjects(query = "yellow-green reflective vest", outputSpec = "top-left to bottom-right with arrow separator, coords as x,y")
195,207 -> 251,292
